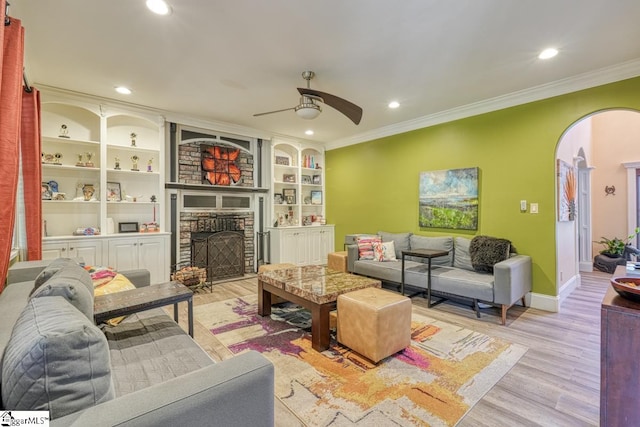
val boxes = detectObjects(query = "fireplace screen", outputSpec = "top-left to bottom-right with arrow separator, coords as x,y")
191,231 -> 245,282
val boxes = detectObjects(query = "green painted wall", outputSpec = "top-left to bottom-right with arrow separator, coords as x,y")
326,76 -> 640,297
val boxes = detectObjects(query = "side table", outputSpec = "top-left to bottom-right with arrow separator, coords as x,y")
94,281 -> 194,337
401,248 -> 449,306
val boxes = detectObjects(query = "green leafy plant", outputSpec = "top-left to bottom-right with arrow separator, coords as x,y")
596,227 -> 640,256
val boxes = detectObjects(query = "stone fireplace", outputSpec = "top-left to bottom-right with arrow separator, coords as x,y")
167,124 -> 268,279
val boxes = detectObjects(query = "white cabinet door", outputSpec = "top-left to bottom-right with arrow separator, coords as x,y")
137,236 -> 166,284
281,229 -> 307,265
307,226 -> 335,265
42,240 -> 102,265
108,238 -> 139,272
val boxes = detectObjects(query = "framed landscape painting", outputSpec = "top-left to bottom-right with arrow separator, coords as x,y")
419,167 -> 479,230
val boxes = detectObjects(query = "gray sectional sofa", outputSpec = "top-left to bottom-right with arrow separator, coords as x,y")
1,258 -> 274,426
346,232 -> 532,324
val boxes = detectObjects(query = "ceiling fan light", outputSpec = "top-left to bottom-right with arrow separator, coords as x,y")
295,104 -> 321,120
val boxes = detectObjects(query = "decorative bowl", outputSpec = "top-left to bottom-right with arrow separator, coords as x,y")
611,277 -> 640,302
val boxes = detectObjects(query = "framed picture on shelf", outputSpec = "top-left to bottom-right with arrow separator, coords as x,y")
274,193 -> 283,204
106,181 -> 122,202
283,173 -> 296,183
275,156 -> 290,166
312,175 -> 321,185
301,175 -> 311,184
283,188 -> 296,205
41,183 -> 52,200
311,191 -> 322,205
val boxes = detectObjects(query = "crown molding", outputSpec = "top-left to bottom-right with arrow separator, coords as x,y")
325,58 -> 640,151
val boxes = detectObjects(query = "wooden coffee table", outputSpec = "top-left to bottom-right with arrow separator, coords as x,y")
258,265 -> 381,351
94,281 -> 194,337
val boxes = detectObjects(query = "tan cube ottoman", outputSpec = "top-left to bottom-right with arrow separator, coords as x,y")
258,263 -> 296,304
337,287 -> 411,363
327,251 -> 348,272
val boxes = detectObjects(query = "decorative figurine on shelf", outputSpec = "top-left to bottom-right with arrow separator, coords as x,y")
130,132 -> 137,147
114,157 -> 120,170
147,157 -> 153,172
150,195 -> 157,202
131,155 -> 139,171
76,153 -> 84,167
42,152 -> 54,164
59,124 -> 69,139
54,153 -> 63,165
82,184 -> 95,201
85,152 -> 94,168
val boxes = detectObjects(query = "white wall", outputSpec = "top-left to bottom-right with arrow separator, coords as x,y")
556,117 -> 592,289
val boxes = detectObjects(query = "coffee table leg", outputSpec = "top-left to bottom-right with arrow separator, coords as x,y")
311,304 -> 331,351
188,297 -> 194,338
258,280 -> 272,316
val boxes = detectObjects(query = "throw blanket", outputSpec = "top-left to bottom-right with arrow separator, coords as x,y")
469,236 -> 512,273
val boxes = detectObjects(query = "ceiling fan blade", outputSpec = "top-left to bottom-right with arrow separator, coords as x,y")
298,88 -> 362,125
253,107 -> 296,117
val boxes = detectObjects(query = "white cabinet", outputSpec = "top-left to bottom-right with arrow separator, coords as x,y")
269,225 -> 334,266
42,239 -> 102,265
107,235 -> 168,284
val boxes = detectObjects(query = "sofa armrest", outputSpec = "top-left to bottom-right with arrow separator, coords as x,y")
6,258 -> 82,285
493,255 -> 532,306
51,351 -> 274,427
120,269 -> 151,288
347,244 -> 359,272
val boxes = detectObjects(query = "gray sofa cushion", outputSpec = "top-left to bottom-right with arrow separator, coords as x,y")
378,231 -> 412,259
1,296 -> 114,419
30,264 -> 94,320
32,257 -> 78,289
103,309 -> 214,396
454,237 -> 474,271
409,235 -> 454,266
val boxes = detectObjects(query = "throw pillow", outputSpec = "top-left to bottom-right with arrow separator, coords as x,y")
372,241 -> 397,261
453,237 -> 474,271
33,258 -> 78,290
469,235 -> 511,273
377,231 -> 412,259
84,265 -> 118,287
1,297 -> 114,419
94,273 -> 137,326
30,264 -> 94,320
357,236 -> 382,260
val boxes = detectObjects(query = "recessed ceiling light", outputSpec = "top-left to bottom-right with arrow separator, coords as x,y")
115,86 -> 132,95
388,101 -> 400,109
305,130 -> 314,136
538,48 -> 558,60
146,0 -> 172,15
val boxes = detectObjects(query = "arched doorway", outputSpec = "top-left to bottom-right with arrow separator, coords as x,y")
556,109 -> 640,305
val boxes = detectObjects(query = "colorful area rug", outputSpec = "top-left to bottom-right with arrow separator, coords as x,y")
195,295 -> 527,426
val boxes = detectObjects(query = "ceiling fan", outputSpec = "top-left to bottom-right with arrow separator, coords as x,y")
253,71 -> 363,125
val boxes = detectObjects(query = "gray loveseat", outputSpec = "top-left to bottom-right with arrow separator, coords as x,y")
347,232 -> 532,324
1,258 -> 274,426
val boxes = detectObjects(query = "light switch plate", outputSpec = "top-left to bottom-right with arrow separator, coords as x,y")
520,200 -> 527,211
530,203 -> 539,214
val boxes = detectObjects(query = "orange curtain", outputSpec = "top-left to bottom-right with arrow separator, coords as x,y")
0,3 -> 25,291
21,88 -> 42,261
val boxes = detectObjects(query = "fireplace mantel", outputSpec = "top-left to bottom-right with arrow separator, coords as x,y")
165,182 -> 269,193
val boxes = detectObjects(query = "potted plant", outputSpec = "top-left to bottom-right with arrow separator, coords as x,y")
596,227 -> 640,258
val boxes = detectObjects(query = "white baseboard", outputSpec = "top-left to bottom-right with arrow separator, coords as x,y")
528,274 -> 581,313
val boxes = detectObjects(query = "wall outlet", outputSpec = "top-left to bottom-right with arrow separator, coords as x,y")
530,203 -> 539,214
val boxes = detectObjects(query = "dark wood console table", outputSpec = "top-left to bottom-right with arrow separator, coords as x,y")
601,265 -> 640,425
400,248 -> 449,306
94,281 -> 194,337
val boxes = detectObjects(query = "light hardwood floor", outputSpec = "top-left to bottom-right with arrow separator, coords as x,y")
170,270 -> 608,427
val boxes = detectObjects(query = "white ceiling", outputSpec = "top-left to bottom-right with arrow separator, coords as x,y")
10,0 -> 640,147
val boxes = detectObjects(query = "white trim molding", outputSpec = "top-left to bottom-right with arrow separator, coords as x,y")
529,274 -> 581,313
326,58 -> 640,151
623,161 -> 640,236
